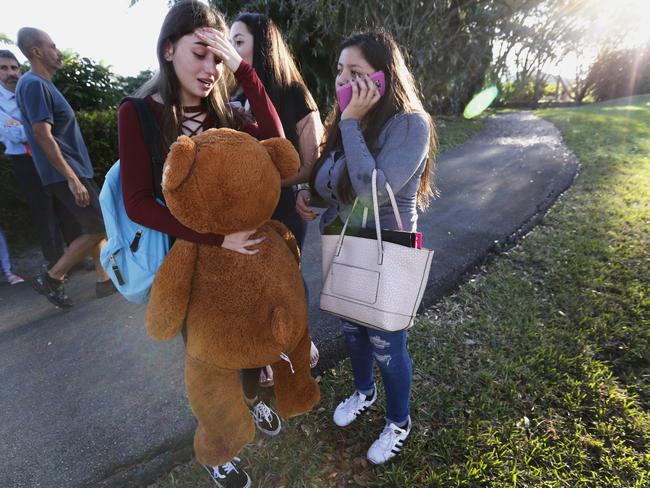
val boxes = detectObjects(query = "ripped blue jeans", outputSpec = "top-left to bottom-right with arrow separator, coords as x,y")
341,320 -> 412,425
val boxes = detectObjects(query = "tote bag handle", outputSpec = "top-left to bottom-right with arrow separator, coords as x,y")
333,169 -> 401,265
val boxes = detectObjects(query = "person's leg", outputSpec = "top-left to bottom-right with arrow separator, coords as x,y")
333,321 -> 378,427
0,228 -> 23,284
272,188 -> 307,251
90,238 -> 110,282
48,232 -> 105,280
240,368 -> 262,401
10,155 -> 65,267
0,227 -> 12,276
31,182 -> 106,306
310,341 -> 319,369
54,196 -> 82,246
240,367 -> 281,436
365,329 -> 412,465
341,320 -> 375,394
367,329 -> 412,426
283,209 -> 307,252
258,364 -> 274,388
43,179 -> 106,280
299,277 -> 320,369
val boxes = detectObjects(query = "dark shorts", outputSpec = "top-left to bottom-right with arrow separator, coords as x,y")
44,178 -> 105,235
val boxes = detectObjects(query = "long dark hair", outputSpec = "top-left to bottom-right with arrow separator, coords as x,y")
309,31 -> 437,210
232,13 -> 317,150
137,0 -> 241,149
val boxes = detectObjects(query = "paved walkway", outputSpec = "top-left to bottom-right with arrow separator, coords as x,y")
0,112 -> 579,487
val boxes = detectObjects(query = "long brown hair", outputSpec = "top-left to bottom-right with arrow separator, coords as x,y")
136,0 -> 242,149
309,31 -> 437,210
232,13 -> 317,150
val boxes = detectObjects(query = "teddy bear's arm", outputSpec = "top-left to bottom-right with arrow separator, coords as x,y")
145,240 -> 198,341
265,220 -> 300,264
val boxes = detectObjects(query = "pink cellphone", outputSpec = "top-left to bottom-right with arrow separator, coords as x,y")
336,70 -> 386,112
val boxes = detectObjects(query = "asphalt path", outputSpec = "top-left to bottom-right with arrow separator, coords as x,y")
0,111 -> 579,487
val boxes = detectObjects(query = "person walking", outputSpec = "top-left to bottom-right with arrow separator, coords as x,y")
16,27 -> 114,307
0,49 -> 79,270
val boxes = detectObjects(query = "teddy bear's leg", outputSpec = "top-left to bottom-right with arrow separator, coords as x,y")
272,331 -> 320,418
185,355 -> 255,467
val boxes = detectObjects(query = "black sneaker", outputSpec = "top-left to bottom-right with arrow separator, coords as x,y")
249,398 -> 281,436
31,271 -> 73,308
96,279 -> 117,298
203,458 -> 251,488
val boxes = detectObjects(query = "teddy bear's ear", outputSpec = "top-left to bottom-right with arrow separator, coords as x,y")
163,135 -> 196,192
260,137 -> 300,179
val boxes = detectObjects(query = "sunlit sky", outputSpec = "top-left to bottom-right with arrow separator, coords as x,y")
2,0 -> 171,76
2,0 -> 649,80
544,0 -> 650,79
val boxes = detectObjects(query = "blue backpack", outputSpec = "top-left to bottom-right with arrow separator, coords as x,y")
99,98 -> 170,304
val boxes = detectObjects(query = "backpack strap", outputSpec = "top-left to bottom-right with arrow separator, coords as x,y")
121,97 -> 164,201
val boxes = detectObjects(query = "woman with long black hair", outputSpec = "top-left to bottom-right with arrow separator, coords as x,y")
229,12 -> 322,416
297,31 -> 437,465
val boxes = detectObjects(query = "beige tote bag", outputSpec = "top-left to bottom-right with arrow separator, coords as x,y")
320,170 -> 433,331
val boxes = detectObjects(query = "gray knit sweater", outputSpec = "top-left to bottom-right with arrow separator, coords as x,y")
313,111 -> 430,233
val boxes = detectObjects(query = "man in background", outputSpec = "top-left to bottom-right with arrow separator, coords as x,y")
0,49 -> 80,271
16,28 -> 114,307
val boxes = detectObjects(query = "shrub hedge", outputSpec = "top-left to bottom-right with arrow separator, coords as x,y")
0,108 -> 118,243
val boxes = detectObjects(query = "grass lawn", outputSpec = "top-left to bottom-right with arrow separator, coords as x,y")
150,99 -> 648,488
435,116 -> 483,153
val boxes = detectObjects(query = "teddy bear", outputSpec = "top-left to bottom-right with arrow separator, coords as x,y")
145,128 -> 320,467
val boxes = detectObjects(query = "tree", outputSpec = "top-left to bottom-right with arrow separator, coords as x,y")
118,69 -> 155,96
52,51 -> 123,111
132,0 -> 561,114
490,0 -> 583,104
0,33 -> 14,45
208,0 -> 541,114
586,43 -> 650,101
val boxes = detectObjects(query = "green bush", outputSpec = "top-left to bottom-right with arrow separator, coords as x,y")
76,108 -> 119,182
53,52 -> 124,111
587,43 -> 650,101
118,69 -> 155,97
497,79 -> 552,105
0,108 -> 118,243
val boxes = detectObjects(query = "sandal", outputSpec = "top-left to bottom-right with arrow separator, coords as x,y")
310,341 -> 320,369
259,365 -> 274,388
258,342 -> 319,387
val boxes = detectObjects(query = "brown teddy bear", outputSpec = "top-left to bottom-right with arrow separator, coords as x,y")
145,128 -> 320,467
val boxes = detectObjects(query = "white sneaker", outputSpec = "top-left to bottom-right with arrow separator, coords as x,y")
333,389 -> 377,427
367,417 -> 411,465
7,274 -> 24,285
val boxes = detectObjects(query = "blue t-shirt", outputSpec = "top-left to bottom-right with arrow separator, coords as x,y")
16,71 -> 93,185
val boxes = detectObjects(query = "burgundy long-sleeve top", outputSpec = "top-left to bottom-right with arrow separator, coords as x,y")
118,61 -> 285,245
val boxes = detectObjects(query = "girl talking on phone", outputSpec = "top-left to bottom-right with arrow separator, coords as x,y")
296,31 -> 436,464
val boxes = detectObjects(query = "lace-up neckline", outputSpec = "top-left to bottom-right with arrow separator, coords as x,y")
181,104 -> 207,137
